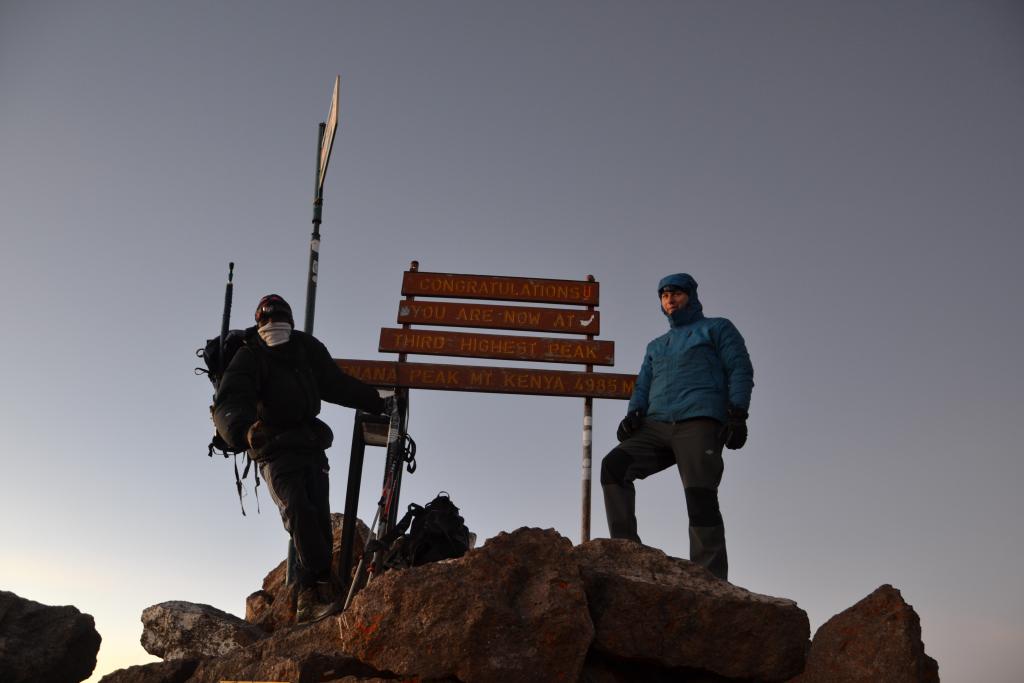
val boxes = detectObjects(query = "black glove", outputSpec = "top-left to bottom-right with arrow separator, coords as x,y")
616,410 -> 643,442
720,406 -> 748,450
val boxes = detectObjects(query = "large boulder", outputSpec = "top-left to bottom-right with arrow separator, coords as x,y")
574,539 -> 810,682
790,584 -> 939,682
581,651 -> 736,682
185,615 -> 388,683
337,527 -> 594,682
244,559 -> 294,633
245,512 -> 370,633
98,659 -> 200,683
0,589 -> 101,683
102,615 -> 385,683
141,601 -> 267,660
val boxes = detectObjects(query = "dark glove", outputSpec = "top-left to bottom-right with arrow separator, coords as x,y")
720,406 -> 748,450
616,410 -> 643,442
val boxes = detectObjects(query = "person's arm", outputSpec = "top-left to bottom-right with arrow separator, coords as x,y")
627,350 -> 653,416
308,335 -> 386,413
714,320 -> 753,411
213,347 -> 260,450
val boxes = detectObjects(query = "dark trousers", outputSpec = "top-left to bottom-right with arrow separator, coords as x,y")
601,418 -> 728,580
261,453 -> 333,588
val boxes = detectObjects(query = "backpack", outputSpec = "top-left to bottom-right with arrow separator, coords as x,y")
195,327 -> 262,514
376,492 -> 471,570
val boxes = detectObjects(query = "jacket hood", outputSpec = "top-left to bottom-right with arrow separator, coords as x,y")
658,273 -> 703,327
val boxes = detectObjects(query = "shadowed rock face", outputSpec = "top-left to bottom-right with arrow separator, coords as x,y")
338,526 -> 595,682
574,539 -> 810,682
790,584 -> 939,683
98,659 -> 199,683
141,601 -> 268,660
0,590 -> 101,683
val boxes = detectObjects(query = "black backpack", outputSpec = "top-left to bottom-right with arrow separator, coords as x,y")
195,327 -> 262,514
195,328 -> 254,453
376,492 -> 472,570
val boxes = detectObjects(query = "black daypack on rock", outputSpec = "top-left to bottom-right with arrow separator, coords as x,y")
375,492 -> 471,570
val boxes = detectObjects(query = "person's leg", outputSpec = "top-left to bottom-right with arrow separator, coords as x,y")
670,419 -> 728,580
261,459 -> 333,587
600,421 -> 675,543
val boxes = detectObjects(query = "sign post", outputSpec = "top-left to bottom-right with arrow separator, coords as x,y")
581,275 -> 596,542
304,75 -> 340,335
336,264 -> 636,565
294,76 -> 340,586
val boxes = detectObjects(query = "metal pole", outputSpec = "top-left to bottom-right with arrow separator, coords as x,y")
339,412 -> 368,592
581,274 -> 596,542
386,389 -> 409,529
303,122 -> 326,334
582,397 -> 593,542
386,260 -> 417,530
288,122 -> 326,586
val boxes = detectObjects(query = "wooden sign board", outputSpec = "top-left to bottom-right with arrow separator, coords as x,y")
379,328 -> 614,365
337,359 -> 635,400
397,300 -> 600,335
402,271 -> 599,306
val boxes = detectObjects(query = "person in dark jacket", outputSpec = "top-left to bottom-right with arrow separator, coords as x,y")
601,273 -> 753,581
214,294 -> 387,622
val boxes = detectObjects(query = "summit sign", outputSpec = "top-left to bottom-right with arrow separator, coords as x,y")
402,272 -> 599,306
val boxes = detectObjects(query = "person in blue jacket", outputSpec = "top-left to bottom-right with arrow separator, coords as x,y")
601,273 -> 753,580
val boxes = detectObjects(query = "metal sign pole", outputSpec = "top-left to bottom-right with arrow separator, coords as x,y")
581,274 -> 596,542
292,77 -> 340,585
304,122 -> 326,334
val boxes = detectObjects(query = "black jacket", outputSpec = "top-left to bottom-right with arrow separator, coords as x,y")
213,329 -> 383,457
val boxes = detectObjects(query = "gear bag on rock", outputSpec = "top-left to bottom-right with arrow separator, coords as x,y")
372,492 -> 471,570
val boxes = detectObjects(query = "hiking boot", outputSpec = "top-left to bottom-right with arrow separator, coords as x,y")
295,581 -> 340,624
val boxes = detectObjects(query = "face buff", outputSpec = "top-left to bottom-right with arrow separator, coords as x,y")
259,321 -> 292,347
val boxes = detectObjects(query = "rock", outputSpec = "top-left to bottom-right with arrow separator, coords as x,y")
790,584 -> 939,682
330,513 -> 372,594
245,512 -> 370,633
185,615 -> 389,683
573,539 -> 810,682
141,601 -> 268,660
98,659 -> 200,683
244,560 -> 295,633
338,527 -> 594,682
0,589 -> 101,683
582,651 -> 735,682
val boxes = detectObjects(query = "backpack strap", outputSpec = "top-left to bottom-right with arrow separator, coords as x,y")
232,452 -> 262,516
366,503 -> 423,555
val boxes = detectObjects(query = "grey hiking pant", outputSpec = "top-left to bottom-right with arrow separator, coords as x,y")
600,417 -> 728,580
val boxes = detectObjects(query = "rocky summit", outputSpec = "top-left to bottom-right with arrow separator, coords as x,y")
8,516 -> 939,683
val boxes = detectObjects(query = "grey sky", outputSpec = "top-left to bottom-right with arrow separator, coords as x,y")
1,2 -> 1022,681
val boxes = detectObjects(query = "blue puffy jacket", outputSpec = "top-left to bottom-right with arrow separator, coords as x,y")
628,273 -> 753,423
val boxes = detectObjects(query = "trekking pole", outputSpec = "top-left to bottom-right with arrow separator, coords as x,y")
343,394 -> 402,610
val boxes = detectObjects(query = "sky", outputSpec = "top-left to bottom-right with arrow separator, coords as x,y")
1,1 -> 1022,681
